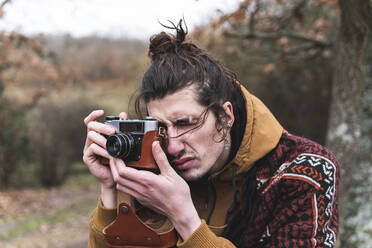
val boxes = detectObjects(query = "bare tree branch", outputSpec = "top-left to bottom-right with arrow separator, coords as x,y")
248,0 -> 261,33
224,30 -> 333,48
0,0 -> 11,9
282,43 -> 323,55
265,0 -> 307,31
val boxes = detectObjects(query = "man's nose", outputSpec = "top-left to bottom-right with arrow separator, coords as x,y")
166,128 -> 185,156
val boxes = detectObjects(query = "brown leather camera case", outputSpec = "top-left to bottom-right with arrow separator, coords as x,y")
103,192 -> 177,248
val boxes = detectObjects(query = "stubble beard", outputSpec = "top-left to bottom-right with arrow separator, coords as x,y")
168,149 -> 205,181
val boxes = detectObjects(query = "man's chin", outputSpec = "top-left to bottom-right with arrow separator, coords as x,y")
178,169 -> 205,182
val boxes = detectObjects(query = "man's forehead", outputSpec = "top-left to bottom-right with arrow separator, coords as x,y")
147,85 -> 203,119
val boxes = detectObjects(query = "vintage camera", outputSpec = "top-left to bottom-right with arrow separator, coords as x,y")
104,116 -> 167,170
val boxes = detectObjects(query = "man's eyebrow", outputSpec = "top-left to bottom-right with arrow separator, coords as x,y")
173,116 -> 199,124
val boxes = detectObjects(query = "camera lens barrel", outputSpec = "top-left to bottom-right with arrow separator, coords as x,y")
106,133 -> 134,159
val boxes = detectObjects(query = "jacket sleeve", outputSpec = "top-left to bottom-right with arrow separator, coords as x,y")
262,154 -> 339,248
88,197 -> 117,248
177,220 -> 236,248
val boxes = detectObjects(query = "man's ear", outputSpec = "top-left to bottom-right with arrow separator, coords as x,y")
222,101 -> 234,128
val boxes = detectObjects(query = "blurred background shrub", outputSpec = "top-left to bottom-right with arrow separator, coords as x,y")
0,92 -> 30,188
0,33 -> 145,189
31,96 -> 101,187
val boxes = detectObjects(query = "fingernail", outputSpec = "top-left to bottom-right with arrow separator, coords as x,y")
107,126 -> 115,133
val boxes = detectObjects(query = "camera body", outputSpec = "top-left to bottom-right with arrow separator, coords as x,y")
105,116 -> 166,170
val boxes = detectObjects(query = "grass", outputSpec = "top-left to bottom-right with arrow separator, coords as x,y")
0,169 -> 99,242
0,198 -> 97,241
1,79 -> 136,243
62,163 -> 97,188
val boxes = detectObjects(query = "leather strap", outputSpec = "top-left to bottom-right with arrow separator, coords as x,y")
103,192 -> 178,248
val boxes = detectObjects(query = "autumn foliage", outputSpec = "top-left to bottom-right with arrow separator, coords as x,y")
192,0 -> 339,144
0,2 -> 149,188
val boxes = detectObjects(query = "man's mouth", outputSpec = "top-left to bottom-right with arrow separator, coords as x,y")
172,156 -> 195,171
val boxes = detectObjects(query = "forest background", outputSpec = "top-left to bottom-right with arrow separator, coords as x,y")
0,0 -> 371,247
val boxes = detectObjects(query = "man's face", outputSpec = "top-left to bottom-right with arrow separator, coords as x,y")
147,85 -> 231,181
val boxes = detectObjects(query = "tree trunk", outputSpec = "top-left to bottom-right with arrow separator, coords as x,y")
345,41 -> 372,247
325,0 -> 371,247
339,36 -> 372,248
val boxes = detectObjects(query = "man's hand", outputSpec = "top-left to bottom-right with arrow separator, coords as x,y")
110,141 -> 202,241
82,110 -> 127,208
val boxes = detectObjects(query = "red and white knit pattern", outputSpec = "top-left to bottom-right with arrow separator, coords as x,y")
242,131 -> 340,248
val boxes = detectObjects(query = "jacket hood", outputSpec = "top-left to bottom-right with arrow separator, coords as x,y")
212,84 -> 283,182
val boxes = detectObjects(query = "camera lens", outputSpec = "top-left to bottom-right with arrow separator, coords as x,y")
106,133 -> 134,159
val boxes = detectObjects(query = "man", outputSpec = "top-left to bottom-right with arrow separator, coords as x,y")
83,22 -> 339,247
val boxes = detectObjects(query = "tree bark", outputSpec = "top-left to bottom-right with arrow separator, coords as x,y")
346,41 -> 372,247
340,35 -> 372,248
325,0 -> 371,247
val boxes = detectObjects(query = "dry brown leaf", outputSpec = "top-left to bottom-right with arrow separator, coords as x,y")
313,17 -> 330,31
263,63 -> 276,74
277,36 -> 290,47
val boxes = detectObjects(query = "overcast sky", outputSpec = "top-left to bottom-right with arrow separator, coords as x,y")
0,0 -> 240,40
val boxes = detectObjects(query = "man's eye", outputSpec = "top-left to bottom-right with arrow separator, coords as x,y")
175,120 -> 192,127
174,118 -> 199,127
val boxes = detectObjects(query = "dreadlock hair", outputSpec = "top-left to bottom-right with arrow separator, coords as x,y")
134,19 -> 247,163
222,160 -> 263,246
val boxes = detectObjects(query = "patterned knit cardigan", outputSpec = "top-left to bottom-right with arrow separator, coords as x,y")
241,130 -> 340,247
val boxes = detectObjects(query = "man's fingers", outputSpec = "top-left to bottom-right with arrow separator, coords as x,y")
119,112 -> 128,119
87,121 -> 116,136
112,158 -> 140,181
84,110 -> 104,126
110,158 -> 145,194
109,158 -> 120,183
84,143 -> 111,162
110,158 -> 137,183
111,158 -> 156,188
87,130 -> 108,148
84,124 -> 111,151
152,141 -> 174,175
116,183 -> 142,200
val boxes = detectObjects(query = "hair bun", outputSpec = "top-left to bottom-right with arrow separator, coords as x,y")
148,19 -> 188,61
